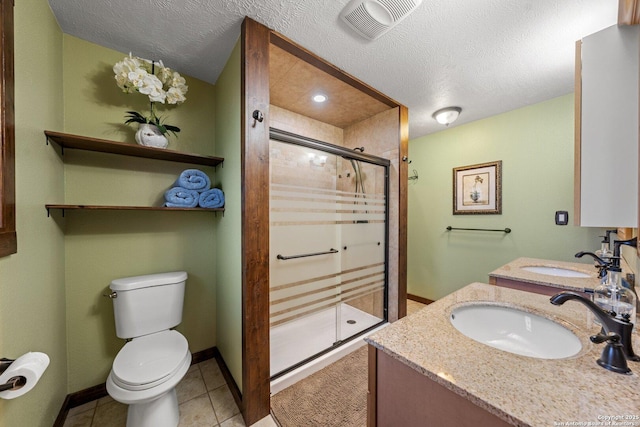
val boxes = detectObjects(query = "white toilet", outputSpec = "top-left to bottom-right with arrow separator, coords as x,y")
105,271 -> 191,427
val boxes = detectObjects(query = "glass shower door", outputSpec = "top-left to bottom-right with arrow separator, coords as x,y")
269,130 -> 388,378
336,158 -> 387,345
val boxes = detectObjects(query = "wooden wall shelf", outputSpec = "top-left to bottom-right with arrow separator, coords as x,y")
45,204 -> 224,216
44,130 -> 223,167
44,131 -> 225,215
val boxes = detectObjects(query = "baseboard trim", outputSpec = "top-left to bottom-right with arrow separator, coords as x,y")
53,346 -> 223,427
192,346 -> 217,365
407,293 -> 434,305
212,347 -> 243,411
52,394 -> 72,427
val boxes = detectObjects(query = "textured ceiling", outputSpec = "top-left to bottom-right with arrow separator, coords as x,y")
47,0 -> 619,138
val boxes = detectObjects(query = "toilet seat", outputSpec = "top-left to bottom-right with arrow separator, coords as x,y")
112,330 -> 189,391
106,349 -> 191,406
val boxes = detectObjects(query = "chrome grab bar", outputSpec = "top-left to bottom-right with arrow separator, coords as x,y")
276,248 -> 339,260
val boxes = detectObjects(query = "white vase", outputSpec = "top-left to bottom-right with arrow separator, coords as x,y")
135,123 -> 169,149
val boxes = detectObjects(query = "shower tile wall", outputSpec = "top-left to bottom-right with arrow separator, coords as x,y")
270,105 -> 343,146
269,142 -> 336,189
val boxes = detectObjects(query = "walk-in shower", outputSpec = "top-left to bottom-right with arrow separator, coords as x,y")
269,128 -> 389,381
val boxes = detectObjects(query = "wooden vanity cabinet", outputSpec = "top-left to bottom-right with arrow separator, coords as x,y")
368,346 -> 511,427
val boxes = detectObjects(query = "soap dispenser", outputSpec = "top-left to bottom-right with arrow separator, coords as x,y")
595,229 -> 617,261
593,265 -> 637,327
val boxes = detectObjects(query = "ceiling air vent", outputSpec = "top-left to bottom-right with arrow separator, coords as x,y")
340,0 -> 422,40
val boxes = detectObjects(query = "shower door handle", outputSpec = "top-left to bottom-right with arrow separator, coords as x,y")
276,248 -> 339,260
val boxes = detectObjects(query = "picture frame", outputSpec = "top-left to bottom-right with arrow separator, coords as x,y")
453,160 -> 502,215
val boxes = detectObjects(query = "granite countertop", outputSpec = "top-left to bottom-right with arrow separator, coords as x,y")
366,282 -> 640,427
488,257 -> 602,292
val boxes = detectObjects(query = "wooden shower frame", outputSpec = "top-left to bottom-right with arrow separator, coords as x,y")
240,17 -> 408,425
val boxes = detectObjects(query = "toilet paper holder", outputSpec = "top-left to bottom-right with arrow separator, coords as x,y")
0,376 -> 26,392
0,358 -> 14,374
0,359 -> 26,392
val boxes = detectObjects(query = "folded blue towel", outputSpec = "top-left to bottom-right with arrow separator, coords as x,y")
164,187 -> 199,208
199,188 -> 225,208
175,169 -> 211,192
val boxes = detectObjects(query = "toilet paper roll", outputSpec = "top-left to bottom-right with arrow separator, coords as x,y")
0,352 -> 50,399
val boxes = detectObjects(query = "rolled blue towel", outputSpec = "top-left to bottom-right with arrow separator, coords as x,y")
164,187 -> 199,208
199,188 -> 225,208
175,169 -> 211,192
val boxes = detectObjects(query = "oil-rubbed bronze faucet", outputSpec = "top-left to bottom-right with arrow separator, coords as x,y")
550,292 -> 638,375
574,251 -> 613,279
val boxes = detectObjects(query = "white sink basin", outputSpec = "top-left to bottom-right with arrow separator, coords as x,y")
521,266 -> 591,278
450,304 -> 582,359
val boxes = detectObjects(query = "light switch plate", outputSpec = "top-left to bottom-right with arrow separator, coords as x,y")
555,211 -> 568,225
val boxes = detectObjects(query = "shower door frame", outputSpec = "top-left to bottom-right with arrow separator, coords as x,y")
269,128 -> 391,379
239,17 -> 408,425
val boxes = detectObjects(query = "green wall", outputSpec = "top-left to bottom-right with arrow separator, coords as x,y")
60,35 -> 218,391
0,1 -> 67,426
214,41 -> 243,390
408,94 -> 603,300
0,2 -> 226,422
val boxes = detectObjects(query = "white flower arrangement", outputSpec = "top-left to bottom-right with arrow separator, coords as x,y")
113,54 -> 188,136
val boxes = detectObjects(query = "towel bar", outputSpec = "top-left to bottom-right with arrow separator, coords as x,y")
277,248 -> 339,260
446,226 -> 511,233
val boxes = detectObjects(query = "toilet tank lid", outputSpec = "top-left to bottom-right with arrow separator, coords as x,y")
110,271 -> 187,291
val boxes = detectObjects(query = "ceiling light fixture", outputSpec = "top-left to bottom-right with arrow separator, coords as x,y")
312,94 -> 327,103
432,107 -> 462,126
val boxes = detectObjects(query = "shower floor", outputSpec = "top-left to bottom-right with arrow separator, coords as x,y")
270,304 -> 382,378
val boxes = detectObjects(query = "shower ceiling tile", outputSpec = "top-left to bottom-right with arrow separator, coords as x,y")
269,45 -> 392,128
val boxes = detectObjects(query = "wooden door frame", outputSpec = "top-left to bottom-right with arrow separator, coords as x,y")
0,0 -> 16,257
619,0 -> 640,25
240,17 -> 271,424
240,16 -> 408,425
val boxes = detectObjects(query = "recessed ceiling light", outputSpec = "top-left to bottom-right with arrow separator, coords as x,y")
312,94 -> 327,103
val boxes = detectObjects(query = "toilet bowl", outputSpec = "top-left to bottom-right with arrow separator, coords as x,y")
105,271 -> 190,427
106,331 -> 191,427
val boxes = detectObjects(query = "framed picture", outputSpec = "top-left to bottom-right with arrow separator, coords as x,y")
453,161 -> 502,215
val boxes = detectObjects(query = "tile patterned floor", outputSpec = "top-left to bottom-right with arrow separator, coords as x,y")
62,358 -> 277,427
63,299 -> 427,427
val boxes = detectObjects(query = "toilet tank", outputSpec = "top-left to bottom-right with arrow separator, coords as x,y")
109,271 -> 187,339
